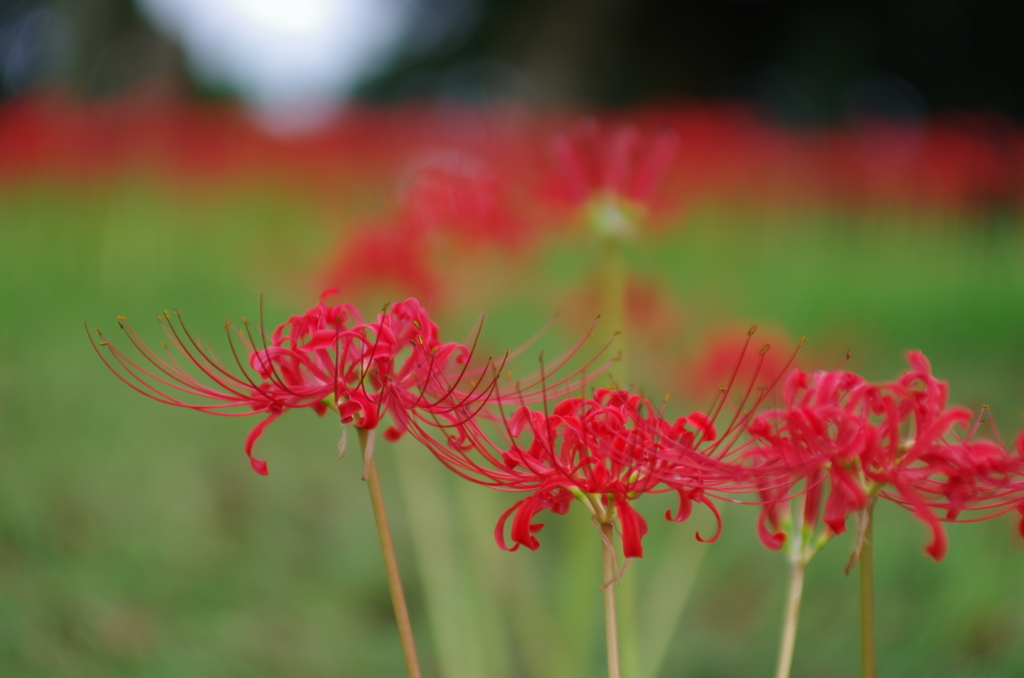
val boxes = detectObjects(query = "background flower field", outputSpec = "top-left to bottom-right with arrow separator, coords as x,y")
2,95 -> 1024,677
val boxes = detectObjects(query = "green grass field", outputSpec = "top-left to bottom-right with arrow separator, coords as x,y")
2,178 -> 1023,677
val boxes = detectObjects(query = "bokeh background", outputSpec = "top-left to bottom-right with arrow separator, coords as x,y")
3,0 -> 1024,676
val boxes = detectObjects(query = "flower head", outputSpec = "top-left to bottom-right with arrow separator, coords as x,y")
411,386 -> 723,558
746,351 -> 1024,561
90,291 -> 476,475
549,122 -> 677,238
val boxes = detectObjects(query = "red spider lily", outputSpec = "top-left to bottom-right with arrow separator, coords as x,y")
872,352 -> 1024,559
396,149 -> 528,250
323,147 -> 541,307
746,367 -> 883,552
408,387 -> 727,558
550,122 -> 678,208
406,329 -> 792,557
89,291 -> 480,475
746,351 -> 1024,561
548,122 -> 678,236
322,218 -> 440,303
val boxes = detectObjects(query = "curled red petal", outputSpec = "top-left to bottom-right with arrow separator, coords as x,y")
899,485 -> 949,561
921,511 -> 949,562
666,488 -> 693,523
510,494 -> 546,551
758,508 -> 786,550
244,413 -> 278,475
695,496 -> 723,543
618,499 -> 649,558
383,426 -> 404,442
494,500 -> 524,552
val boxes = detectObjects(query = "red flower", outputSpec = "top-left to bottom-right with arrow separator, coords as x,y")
396,149 -> 528,250
90,291 -> 473,475
322,217 -> 440,303
409,387 -> 724,558
746,351 -> 1024,561
550,122 -> 678,209
548,122 -> 678,237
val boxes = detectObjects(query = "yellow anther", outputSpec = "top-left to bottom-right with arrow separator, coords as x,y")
748,324 -> 758,336
163,310 -> 170,319
846,349 -> 853,359
116,315 -> 127,321
94,327 -> 102,336
412,319 -> 422,330
224,320 -> 233,330
798,336 -> 806,347
241,316 -> 250,325
98,340 -> 108,346
759,344 -> 770,355
157,314 -> 164,322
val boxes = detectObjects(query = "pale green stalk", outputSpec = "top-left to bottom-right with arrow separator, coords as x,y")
599,235 -> 627,386
860,502 -> 877,678
601,522 -> 622,678
773,495 -> 831,678
774,561 -> 806,678
359,427 -> 423,678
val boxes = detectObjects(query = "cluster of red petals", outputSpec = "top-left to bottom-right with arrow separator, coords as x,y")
396,151 -> 528,250
8,95 -> 1024,217
90,291 -> 477,475
322,220 -> 441,303
746,351 -> 1024,560
325,124 -> 680,305
323,149 -> 534,305
548,122 -> 678,210
406,385 -> 751,558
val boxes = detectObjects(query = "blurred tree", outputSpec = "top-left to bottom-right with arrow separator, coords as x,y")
361,0 -> 1024,123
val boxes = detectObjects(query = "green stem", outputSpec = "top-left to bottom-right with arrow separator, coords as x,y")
859,502 -> 877,678
774,561 -> 806,678
599,236 -> 627,386
359,427 -> 423,678
601,522 -> 622,678
619,564 -> 639,678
